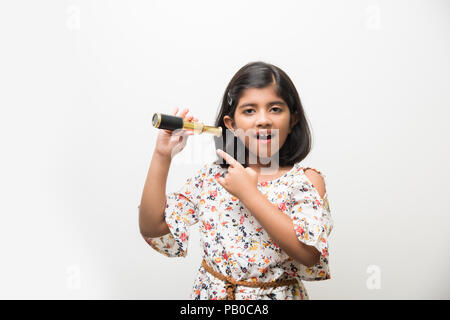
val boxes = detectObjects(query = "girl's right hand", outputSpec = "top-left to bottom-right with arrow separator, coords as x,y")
154,107 -> 199,160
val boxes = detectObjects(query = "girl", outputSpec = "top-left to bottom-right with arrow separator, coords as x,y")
139,61 -> 333,300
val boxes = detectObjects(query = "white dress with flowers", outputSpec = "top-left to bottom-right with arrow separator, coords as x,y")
143,161 -> 333,300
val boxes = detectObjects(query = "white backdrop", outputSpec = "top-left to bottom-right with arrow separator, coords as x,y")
0,0 -> 449,299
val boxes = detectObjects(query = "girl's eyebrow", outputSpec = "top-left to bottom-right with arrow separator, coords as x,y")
238,100 -> 287,109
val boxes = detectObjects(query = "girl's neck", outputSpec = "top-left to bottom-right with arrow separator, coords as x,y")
246,155 -> 289,176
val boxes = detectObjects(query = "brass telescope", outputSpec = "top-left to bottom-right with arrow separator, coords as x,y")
152,112 -> 222,137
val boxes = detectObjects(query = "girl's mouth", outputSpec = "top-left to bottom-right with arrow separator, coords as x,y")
254,134 -> 272,144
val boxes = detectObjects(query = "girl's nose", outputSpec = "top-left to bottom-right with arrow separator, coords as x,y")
255,111 -> 273,126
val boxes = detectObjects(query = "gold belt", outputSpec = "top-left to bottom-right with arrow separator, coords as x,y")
201,259 -> 298,300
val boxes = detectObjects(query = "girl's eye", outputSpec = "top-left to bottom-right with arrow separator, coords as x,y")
243,107 -> 282,114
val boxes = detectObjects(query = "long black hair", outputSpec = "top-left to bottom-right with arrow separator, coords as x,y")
213,61 -> 312,169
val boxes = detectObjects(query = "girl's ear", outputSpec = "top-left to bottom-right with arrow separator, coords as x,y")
289,112 -> 300,133
223,115 -> 235,132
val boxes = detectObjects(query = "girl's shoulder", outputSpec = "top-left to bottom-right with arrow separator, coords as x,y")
300,166 -> 327,186
296,165 -> 328,201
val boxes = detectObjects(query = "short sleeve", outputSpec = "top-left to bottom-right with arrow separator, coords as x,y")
143,162 -> 209,258
283,168 -> 334,281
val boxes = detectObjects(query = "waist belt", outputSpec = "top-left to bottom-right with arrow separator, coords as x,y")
201,259 -> 298,300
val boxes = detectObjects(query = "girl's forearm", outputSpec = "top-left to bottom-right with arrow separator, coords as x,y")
138,151 -> 171,238
239,191 -> 320,267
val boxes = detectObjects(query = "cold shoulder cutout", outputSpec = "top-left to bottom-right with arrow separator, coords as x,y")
302,167 -> 327,201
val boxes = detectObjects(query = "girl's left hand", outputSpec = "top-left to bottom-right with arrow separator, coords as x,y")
215,149 -> 259,200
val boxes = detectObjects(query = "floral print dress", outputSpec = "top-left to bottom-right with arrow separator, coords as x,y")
144,160 -> 333,300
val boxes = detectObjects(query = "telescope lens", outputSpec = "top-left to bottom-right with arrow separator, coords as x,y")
152,113 -> 159,127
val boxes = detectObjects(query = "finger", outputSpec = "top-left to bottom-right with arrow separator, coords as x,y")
216,176 -> 225,187
175,107 -> 187,117
180,108 -> 189,119
216,149 -> 239,168
175,128 -> 194,136
172,129 -> 188,136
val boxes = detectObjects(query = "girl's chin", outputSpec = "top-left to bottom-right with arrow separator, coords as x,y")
248,148 -> 278,160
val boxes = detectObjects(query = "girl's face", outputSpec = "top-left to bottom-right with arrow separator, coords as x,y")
223,84 -> 298,166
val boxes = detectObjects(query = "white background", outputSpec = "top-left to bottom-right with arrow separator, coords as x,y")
0,0 -> 449,299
